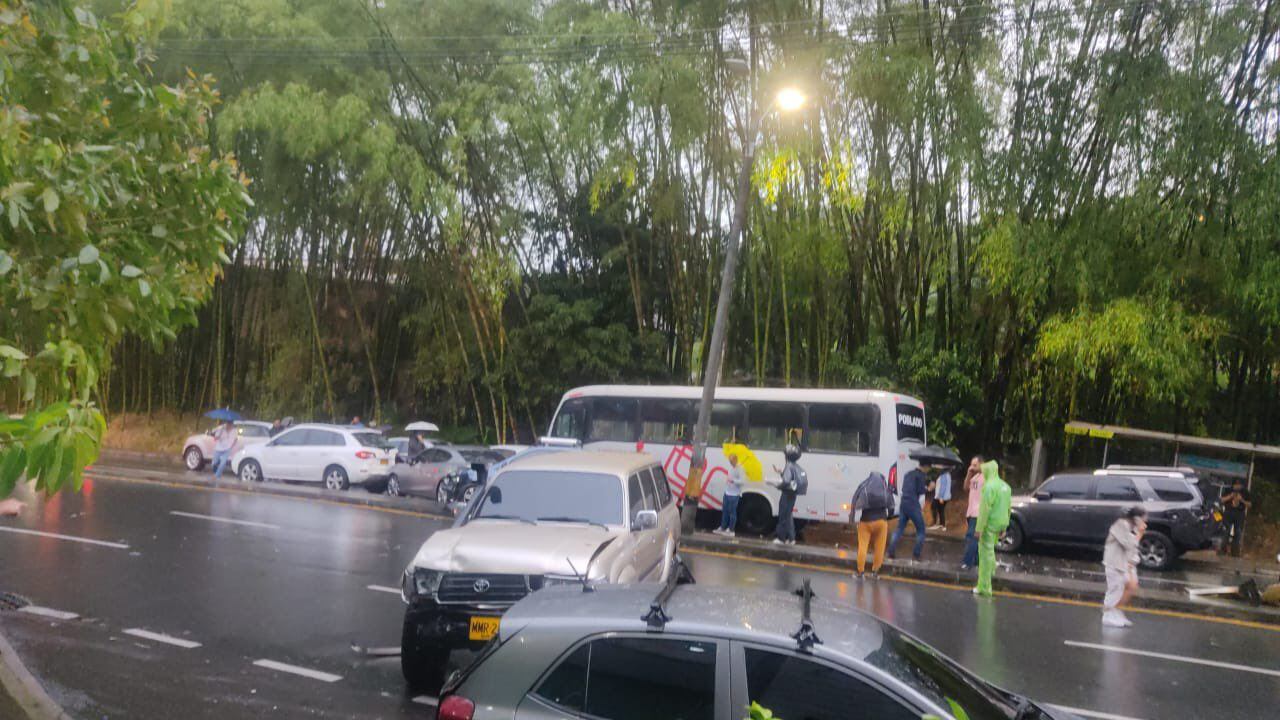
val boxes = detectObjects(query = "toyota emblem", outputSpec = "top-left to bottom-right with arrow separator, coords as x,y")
473,578 -> 491,593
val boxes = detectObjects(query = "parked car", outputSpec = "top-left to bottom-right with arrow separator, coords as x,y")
232,424 -> 396,490
431,579 -> 1077,720
1001,466 -> 1217,569
399,450 -> 681,691
381,445 -> 511,498
388,436 -> 411,459
181,421 -> 273,471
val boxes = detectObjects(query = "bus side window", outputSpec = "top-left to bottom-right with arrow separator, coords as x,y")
746,402 -> 806,451
552,398 -> 588,440
708,402 -> 746,445
806,404 -> 878,455
640,399 -> 694,443
588,397 -> 639,443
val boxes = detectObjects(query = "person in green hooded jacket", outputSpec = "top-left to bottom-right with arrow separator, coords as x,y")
974,459 -> 1011,597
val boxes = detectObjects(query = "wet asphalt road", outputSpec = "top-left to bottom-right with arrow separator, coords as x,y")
2,475 -> 1278,720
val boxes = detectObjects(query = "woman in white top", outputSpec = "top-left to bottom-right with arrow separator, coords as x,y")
716,454 -> 746,536
1102,506 -> 1147,627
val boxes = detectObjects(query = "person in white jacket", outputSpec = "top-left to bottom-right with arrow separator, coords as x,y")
1103,506 -> 1147,627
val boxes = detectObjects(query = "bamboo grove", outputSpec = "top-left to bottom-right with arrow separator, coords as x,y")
98,0 -> 1280,460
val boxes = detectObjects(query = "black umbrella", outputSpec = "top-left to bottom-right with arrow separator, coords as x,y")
909,445 -> 962,467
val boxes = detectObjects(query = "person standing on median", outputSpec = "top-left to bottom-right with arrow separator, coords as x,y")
211,420 -> 237,480
716,453 -> 745,537
961,455 -> 984,570
1221,478 -> 1251,558
850,471 -> 893,579
1103,506 -> 1146,627
973,459 -> 1011,597
887,463 -> 931,561
771,444 -> 806,546
931,466 -> 952,531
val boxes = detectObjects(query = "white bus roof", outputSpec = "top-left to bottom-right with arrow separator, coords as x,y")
562,385 -> 924,407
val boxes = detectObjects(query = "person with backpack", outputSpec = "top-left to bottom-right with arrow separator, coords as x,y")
974,459 -> 1012,597
887,464 -> 931,561
771,444 -> 806,545
850,471 -> 893,579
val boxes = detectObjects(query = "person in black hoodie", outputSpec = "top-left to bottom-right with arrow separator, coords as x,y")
851,471 -> 893,578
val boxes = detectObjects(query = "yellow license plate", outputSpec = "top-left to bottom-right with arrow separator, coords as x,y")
468,616 -> 500,641
1213,511 -> 1223,522
380,458 -> 389,465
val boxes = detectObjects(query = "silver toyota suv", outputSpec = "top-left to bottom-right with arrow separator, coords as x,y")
431,579 -> 1081,720
399,450 -> 681,690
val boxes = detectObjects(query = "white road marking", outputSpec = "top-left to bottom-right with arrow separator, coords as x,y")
0,526 -> 129,549
412,696 -> 438,707
1064,640 -> 1280,678
18,606 -> 79,620
367,584 -> 401,595
169,510 -> 280,530
122,628 -> 202,649
1049,705 -> 1145,720
252,659 -> 343,683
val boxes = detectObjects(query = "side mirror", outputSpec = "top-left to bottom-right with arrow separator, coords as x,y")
633,509 -> 658,531
1034,490 -> 1052,501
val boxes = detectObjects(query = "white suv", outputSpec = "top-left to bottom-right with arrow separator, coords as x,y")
399,450 -> 682,691
233,424 -> 396,490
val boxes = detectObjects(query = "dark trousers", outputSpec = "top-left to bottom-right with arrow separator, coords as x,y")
776,492 -> 797,542
1223,513 -> 1245,556
962,517 -> 979,567
888,504 -> 927,559
719,494 -> 740,531
931,498 -> 948,528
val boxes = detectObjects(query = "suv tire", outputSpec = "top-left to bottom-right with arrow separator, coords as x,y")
1138,530 -> 1175,570
184,447 -> 205,471
401,616 -> 449,693
239,459 -> 262,484
997,519 -> 1025,553
323,465 -> 350,491
736,494 -> 775,536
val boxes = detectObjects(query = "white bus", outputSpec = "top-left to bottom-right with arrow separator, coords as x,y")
547,385 -> 927,534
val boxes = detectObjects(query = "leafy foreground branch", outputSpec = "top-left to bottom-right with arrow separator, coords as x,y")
0,0 -> 248,498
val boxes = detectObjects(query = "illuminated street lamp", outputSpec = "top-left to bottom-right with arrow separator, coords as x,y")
682,76 -> 806,533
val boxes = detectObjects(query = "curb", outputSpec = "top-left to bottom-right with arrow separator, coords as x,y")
98,448 -> 184,469
84,464 -> 451,519
0,623 -> 71,720
680,536 -> 1280,627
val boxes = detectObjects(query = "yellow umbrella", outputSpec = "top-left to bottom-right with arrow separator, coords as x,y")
722,442 -> 764,482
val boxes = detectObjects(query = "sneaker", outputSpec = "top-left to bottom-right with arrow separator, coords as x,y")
1116,611 -> 1133,627
772,538 -> 785,545
854,572 -> 864,581
1102,611 -> 1128,628
787,539 -> 797,546
867,571 -> 879,580
960,564 -> 972,571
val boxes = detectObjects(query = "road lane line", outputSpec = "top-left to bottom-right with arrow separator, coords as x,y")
0,526 -> 129,549
367,584 -> 401,595
169,510 -> 280,530
1049,705 -> 1145,720
18,606 -> 79,620
252,659 -> 343,683
1064,640 -> 1280,677
412,696 -> 438,707
122,629 -> 202,649
679,547 -> 1280,634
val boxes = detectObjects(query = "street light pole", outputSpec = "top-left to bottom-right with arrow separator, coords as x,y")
680,112 -> 760,534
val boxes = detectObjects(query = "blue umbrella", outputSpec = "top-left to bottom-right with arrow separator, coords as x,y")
204,408 -> 243,422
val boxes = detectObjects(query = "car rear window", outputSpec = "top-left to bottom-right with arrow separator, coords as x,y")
352,432 -> 391,449
1147,477 -> 1196,503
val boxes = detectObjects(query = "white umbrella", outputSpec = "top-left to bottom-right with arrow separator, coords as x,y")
405,421 -> 440,433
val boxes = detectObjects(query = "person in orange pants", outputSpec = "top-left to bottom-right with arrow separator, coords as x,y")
850,471 -> 894,579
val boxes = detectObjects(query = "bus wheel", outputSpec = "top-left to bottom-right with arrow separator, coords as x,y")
736,495 -> 776,537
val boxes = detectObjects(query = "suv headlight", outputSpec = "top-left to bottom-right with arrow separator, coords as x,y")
402,567 -> 444,601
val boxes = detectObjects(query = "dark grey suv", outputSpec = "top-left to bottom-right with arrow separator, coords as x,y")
433,580 -> 1078,720
1001,467 -> 1217,569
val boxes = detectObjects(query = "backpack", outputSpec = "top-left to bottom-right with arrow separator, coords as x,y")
792,464 -> 808,496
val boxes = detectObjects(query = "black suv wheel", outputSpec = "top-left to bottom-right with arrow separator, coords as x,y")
1138,530 -> 1175,570
401,615 -> 450,693
997,519 -> 1025,553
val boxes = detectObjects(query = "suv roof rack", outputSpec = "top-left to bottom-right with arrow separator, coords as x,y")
641,557 -> 693,629
1102,465 -> 1199,476
791,580 -> 822,652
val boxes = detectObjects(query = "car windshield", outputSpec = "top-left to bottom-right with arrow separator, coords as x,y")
353,432 -> 392,449
473,470 -> 623,526
865,625 -> 1034,720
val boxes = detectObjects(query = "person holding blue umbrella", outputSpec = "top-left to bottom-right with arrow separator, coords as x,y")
204,408 -> 242,480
